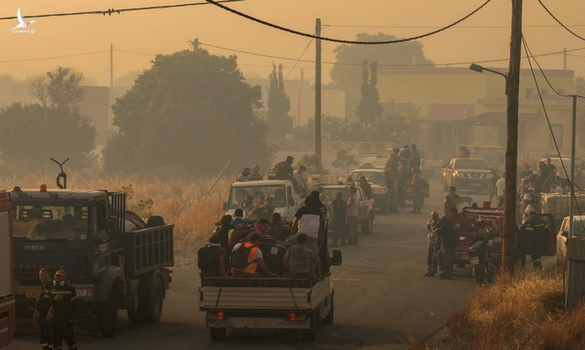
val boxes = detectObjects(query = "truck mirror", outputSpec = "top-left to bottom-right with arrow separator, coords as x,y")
222,202 -> 227,211
331,250 -> 342,266
288,198 -> 295,207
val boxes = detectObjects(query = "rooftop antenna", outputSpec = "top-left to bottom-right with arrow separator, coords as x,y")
50,158 -> 69,189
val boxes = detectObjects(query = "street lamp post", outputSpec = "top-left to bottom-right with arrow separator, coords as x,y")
469,64 -> 508,95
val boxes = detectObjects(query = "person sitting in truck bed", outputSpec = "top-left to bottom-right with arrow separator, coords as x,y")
283,233 -> 318,280
231,234 -> 279,277
232,208 -> 254,228
284,195 -> 323,256
246,196 -> 274,220
265,212 -> 290,243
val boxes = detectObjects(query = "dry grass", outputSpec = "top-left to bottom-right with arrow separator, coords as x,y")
428,271 -> 585,350
1,171 -> 230,250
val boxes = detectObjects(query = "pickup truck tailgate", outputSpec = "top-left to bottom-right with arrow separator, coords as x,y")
199,277 -> 329,311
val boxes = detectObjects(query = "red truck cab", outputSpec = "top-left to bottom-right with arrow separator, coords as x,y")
0,192 -> 15,348
451,206 -> 556,268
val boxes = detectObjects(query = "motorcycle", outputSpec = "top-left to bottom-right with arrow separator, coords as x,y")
468,221 -> 500,285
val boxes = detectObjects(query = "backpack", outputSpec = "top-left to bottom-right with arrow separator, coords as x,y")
197,244 -> 219,271
230,244 -> 254,270
420,178 -> 430,192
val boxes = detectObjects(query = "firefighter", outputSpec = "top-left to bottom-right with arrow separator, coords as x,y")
523,212 -> 549,270
424,212 -> 441,277
50,270 -> 78,350
34,268 -> 53,350
435,216 -> 458,280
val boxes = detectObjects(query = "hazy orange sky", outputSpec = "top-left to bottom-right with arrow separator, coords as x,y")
1,0 -> 585,86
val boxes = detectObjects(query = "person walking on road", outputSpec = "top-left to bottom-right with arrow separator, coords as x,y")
424,212 -> 441,277
346,186 -> 360,245
443,187 -> 460,215
435,216 -> 457,280
330,191 -> 348,247
495,173 -> 506,208
50,270 -> 78,350
34,268 -> 53,350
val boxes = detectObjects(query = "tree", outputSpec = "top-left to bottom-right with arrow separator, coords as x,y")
328,33 -> 434,119
103,41 -> 272,175
266,63 -> 292,138
0,102 -> 96,172
298,153 -> 329,175
27,75 -> 49,107
332,149 -> 358,173
45,67 -> 84,110
355,60 -> 383,124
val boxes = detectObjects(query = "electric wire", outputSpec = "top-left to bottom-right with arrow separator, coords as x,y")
199,41 -> 585,68
284,39 -> 313,81
537,0 -> 585,42
521,35 -> 585,232
0,50 -> 109,63
327,24 -> 585,29
204,0 -> 492,45
0,0 -> 243,21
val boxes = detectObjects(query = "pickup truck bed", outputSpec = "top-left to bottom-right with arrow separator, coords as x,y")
199,275 -> 334,341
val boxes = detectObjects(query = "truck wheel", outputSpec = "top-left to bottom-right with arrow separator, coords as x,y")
301,310 -> 319,342
361,214 -> 374,235
321,293 -> 334,326
98,287 -> 118,337
138,275 -> 164,323
210,327 -> 226,341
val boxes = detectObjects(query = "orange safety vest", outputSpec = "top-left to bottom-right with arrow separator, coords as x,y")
232,243 -> 259,275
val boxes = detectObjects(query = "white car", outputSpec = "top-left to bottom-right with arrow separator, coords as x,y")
359,149 -> 392,168
555,215 -> 585,269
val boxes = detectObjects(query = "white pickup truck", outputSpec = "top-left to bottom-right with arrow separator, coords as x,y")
224,180 -> 300,222
199,252 -> 342,341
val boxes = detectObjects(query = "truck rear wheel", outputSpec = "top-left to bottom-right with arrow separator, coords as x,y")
210,327 -> 226,341
137,275 -> 164,323
98,287 -> 118,337
301,310 -> 319,342
321,293 -> 334,325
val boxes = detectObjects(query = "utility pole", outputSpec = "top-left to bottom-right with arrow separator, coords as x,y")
503,0 -> 522,275
110,43 -> 114,87
564,47 -> 567,70
569,95 -> 577,238
298,68 -> 304,127
315,18 -> 322,160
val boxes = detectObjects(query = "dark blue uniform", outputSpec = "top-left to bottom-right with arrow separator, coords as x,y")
524,216 -> 549,269
35,283 -> 53,350
50,283 -> 78,350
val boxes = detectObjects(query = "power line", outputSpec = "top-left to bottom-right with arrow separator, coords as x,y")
0,50 -> 109,63
0,0 -> 243,21
199,41 -> 585,68
521,35 -> 585,233
204,0 -> 493,45
537,0 -> 585,42
285,39 -> 313,81
328,24 -> 585,29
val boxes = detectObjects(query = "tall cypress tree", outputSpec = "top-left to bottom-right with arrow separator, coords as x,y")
266,63 -> 292,138
355,60 -> 383,124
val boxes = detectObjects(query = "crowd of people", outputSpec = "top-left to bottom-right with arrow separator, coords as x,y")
379,144 -> 427,214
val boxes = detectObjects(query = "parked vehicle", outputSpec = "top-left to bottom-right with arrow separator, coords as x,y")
318,185 -> 375,234
441,158 -> 491,192
199,253 -> 342,342
0,191 -> 15,348
555,215 -> 585,269
12,187 -> 174,337
358,149 -> 393,168
467,220 -> 500,285
451,206 -> 556,269
224,180 -> 300,222
349,168 -> 388,212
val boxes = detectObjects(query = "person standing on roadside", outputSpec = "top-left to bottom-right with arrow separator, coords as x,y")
496,173 -> 506,208
424,212 -> 441,277
330,192 -> 348,247
346,186 -> 360,245
34,268 -> 53,350
487,170 -> 500,206
50,270 -> 78,350
435,216 -> 457,280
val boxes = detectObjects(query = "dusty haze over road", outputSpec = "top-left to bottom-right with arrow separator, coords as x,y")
1,0 -> 585,86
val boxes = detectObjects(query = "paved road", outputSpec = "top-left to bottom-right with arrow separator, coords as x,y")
10,178 -> 481,350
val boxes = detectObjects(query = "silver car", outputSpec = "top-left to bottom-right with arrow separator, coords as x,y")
555,216 -> 585,269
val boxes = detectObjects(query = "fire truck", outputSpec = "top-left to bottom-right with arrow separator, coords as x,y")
0,191 -> 15,348
451,203 -> 557,269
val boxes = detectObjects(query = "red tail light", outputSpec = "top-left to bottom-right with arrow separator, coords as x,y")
208,312 -> 228,320
483,201 -> 491,208
285,313 -> 306,321
217,312 -> 226,320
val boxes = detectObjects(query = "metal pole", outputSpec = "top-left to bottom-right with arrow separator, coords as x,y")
315,18 -> 322,160
110,43 -> 114,87
503,0 -> 523,275
570,95 -> 577,238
